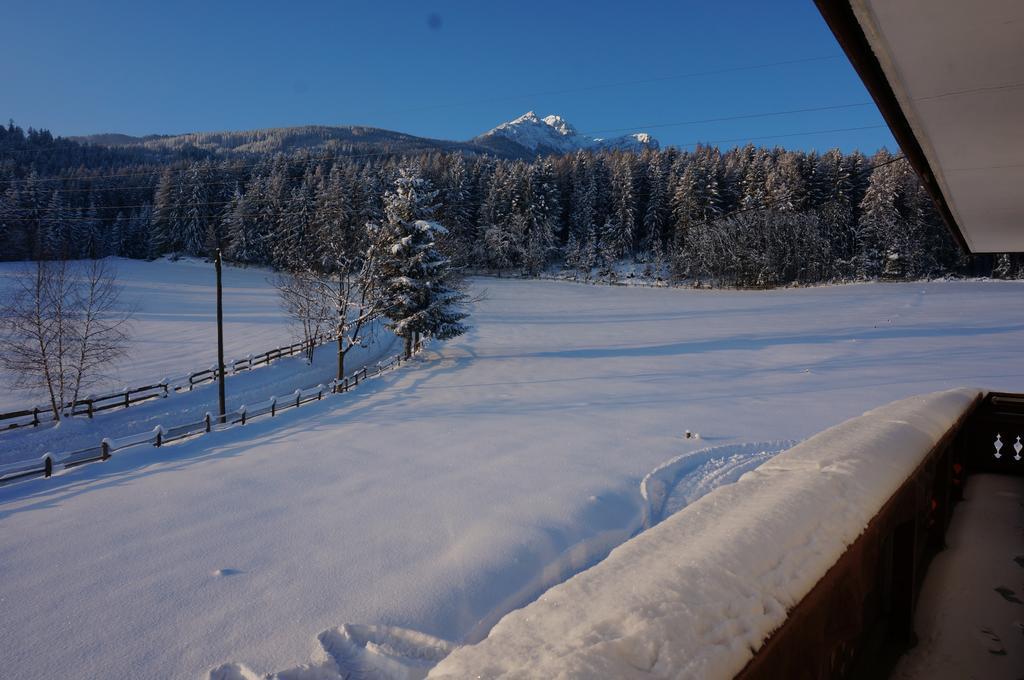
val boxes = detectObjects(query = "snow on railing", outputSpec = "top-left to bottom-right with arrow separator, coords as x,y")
0,334 -> 333,434
0,342 -> 423,487
429,388 -> 984,680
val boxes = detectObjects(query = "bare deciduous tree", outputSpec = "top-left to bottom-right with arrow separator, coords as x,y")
1,259 -> 133,420
274,226 -> 389,380
273,270 -> 332,363
323,246 -> 387,380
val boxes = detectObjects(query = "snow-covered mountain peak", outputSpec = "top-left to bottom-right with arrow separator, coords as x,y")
477,112 -> 658,154
509,111 -> 542,125
541,114 -> 577,138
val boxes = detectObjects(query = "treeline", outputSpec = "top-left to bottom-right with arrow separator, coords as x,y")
2,120 -> 1022,286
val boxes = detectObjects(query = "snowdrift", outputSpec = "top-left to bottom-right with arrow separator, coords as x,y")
429,388 -> 982,679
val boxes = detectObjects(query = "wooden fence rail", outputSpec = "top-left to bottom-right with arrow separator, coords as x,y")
0,343 -> 419,488
0,335 -> 332,434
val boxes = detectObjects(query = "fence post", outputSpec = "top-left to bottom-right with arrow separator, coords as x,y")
87,399 -> 94,419
239,406 -> 247,425
271,396 -> 277,417
162,382 -> 169,399
153,425 -> 163,448
43,453 -> 53,478
101,439 -> 111,461
248,353 -> 254,371
343,377 -> 349,392
317,384 -> 324,400
205,412 -> 212,432
294,390 -> 301,409
125,390 -> 131,408
33,407 -> 39,427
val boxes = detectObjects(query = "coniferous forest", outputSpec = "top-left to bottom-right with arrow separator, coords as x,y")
2,119 -> 1020,286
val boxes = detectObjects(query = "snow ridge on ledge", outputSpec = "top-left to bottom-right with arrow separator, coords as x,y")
429,388 -> 982,679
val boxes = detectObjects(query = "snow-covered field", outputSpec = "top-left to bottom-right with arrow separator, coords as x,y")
1,273 -> 1023,680
0,257 -> 295,413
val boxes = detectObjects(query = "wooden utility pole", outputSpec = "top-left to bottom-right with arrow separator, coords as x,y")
215,249 -> 227,424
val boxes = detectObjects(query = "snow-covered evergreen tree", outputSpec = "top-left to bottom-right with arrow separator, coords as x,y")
649,234 -> 666,281
180,162 -> 210,256
480,222 -> 518,271
598,218 -> 619,277
151,167 -> 183,256
642,154 -> 668,253
274,180 -> 316,269
375,169 -> 469,357
569,151 -> 596,242
581,223 -> 598,279
857,152 -> 901,279
524,158 -> 560,274
41,190 -> 70,259
564,232 -> 581,275
73,200 -> 101,259
437,155 -> 475,266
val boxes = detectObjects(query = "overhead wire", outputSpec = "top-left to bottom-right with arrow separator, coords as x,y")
2,123 -> 893,216
0,52 -> 886,188
1,151 -> 909,222
3,110 -> 889,194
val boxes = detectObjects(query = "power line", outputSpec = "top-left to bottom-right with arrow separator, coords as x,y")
0,56 -> 847,165
3,112 -> 888,195
673,124 -> 888,148
582,102 -> 876,136
1,143 -> 906,222
0,145 -> 458,186
5,124 -> 891,215
359,55 -> 847,118
0,54 -> 874,187
0,205 -> 357,222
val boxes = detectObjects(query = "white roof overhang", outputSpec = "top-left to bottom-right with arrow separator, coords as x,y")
817,0 -> 1024,253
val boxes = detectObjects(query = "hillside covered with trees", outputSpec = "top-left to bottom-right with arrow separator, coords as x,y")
2,119 -> 1020,286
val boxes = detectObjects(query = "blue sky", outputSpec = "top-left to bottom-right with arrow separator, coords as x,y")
0,0 -> 896,153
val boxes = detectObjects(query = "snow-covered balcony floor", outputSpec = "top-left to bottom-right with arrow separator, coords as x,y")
893,473 -> 1024,679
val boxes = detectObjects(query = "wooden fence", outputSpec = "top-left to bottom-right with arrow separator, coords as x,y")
0,335 -> 330,434
0,346 -> 419,487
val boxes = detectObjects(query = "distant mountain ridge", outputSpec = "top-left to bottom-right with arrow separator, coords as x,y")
475,111 -> 658,154
70,113 -> 658,160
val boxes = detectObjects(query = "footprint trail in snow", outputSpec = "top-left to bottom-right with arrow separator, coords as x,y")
209,440 -> 796,679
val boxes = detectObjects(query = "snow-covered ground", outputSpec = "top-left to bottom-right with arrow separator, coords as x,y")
0,257 -> 295,413
1,275 -> 1022,680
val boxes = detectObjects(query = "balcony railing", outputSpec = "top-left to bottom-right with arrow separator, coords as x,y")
737,390 -> 1022,679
